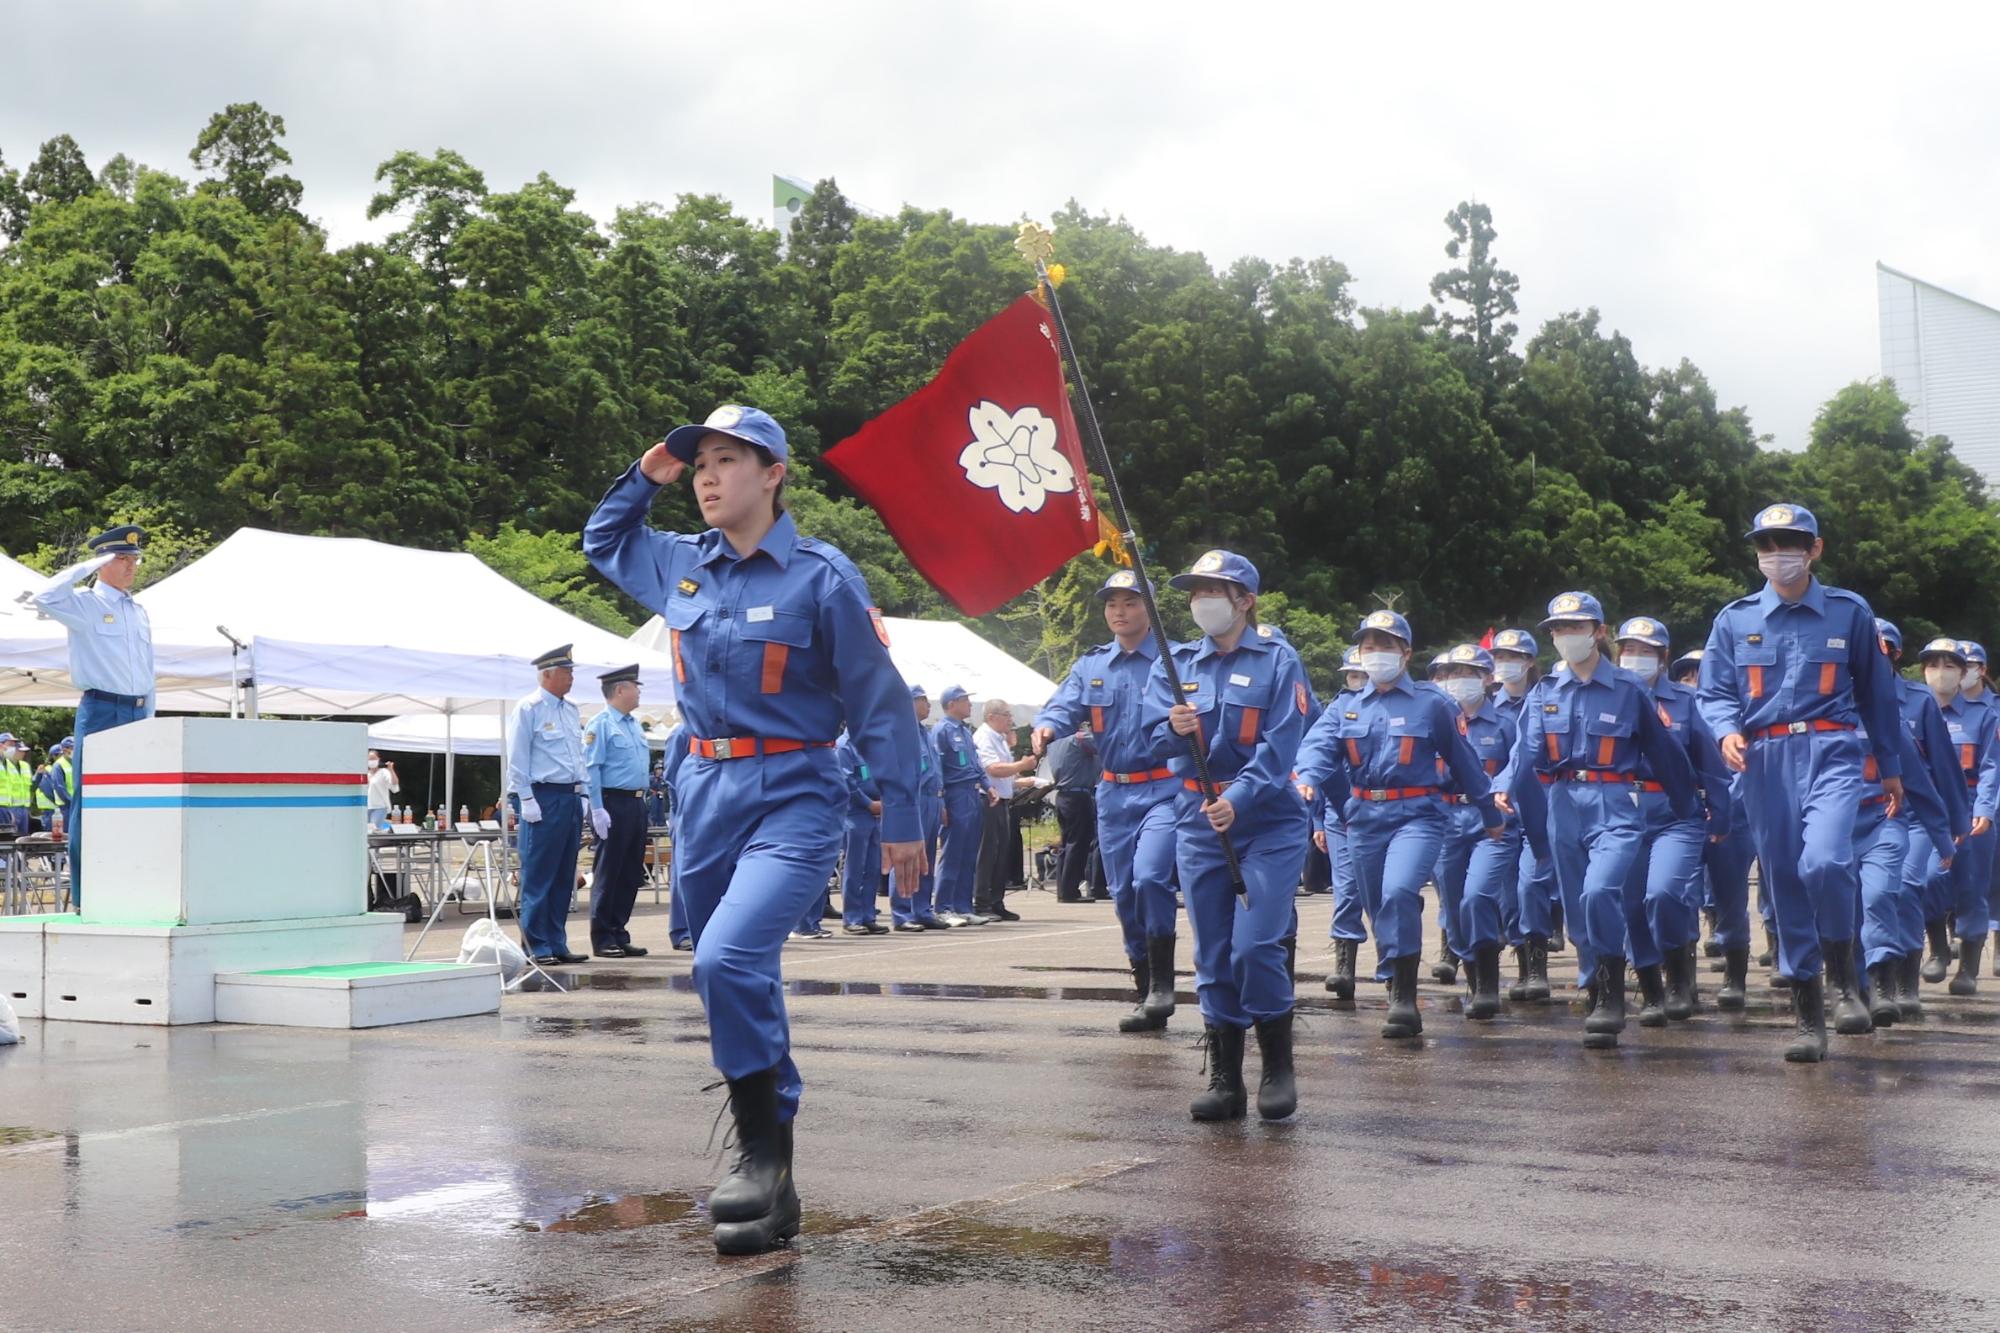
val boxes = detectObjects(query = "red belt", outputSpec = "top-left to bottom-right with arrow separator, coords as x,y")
1558,770 -> 1635,785
1862,791 -> 1890,809
689,737 -> 835,761
1354,786 -> 1440,802
1751,720 -> 1855,743
1104,767 -> 1173,785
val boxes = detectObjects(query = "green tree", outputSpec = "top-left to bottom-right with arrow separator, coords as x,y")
466,523 -> 633,633
1428,201 -> 1520,395
190,102 -> 305,220
21,134 -> 96,208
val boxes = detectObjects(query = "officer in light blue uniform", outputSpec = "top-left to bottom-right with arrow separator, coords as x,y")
662,722 -> 693,950
1297,609 -> 1501,1042
585,403 -> 924,1255
505,645 -> 591,965
835,731 -> 888,934
1495,593 -> 1697,1051
31,524 -> 156,909
1144,550 -> 1312,1122
1920,637 -> 1998,993
1490,628 -> 1555,1000
1697,503 -> 1905,1063
890,684 -> 949,932
933,684 -> 995,925
1319,646 -> 1368,999
1434,643 -> 1517,1020
1612,616 -> 1732,1026
1874,623 -> 1966,1001
1034,569 -> 1182,1033
583,663 -> 654,958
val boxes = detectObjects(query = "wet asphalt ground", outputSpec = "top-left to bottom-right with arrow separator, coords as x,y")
6,887 -> 2000,1331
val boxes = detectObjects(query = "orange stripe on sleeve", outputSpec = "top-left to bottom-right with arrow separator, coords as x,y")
760,642 -> 788,693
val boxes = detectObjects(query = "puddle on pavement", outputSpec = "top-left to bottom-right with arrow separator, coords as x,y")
519,971 -> 1188,1005
516,1190 -> 698,1233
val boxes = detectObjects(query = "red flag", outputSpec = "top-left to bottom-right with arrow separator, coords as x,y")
822,295 -> 1096,616
1479,626 -> 1495,649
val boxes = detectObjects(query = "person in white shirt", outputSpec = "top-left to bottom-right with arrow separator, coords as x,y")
974,700 -> 1036,920
365,750 -> 400,831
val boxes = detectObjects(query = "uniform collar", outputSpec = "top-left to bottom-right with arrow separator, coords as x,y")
1191,628 -> 1274,662
1360,672 -> 1416,701
537,687 -> 570,708
1103,636 -> 1160,662
698,511 -> 799,571
1756,575 -> 1826,616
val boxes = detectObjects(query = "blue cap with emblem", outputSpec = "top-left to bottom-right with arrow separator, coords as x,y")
663,404 -> 790,465
1539,591 -> 1605,629
532,644 -> 575,670
1963,641 -> 1988,667
1355,608 -> 1412,644
1168,549 -> 1259,595
1491,627 -> 1538,656
1918,637 -> 1967,664
909,682 -> 928,699
1745,502 -> 1817,541
1341,645 -> 1363,671
1614,616 -> 1668,650
1427,650 -> 1451,678
1094,568 -> 1155,601
1445,643 -> 1495,672
1875,618 -> 1902,654
940,684 -> 970,705
88,524 -> 147,555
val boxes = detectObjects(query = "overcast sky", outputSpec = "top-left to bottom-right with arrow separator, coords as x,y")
8,1 -> 1998,450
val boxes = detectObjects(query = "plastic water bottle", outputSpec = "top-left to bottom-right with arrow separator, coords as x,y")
459,805 -> 470,825
51,808 -> 63,837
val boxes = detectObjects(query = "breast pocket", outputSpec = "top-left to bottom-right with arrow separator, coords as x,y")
1736,643 -> 1778,701
1387,720 -> 1432,773
1584,713 -> 1633,768
1539,710 -> 1572,765
1223,679 -> 1273,747
663,598 -> 708,685
1081,682 -> 1115,735
1336,719 -> 1370,769
738,607 -> 815,694
1803,643 -> 1849,699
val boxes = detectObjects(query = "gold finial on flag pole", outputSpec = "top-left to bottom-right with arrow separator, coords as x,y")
1014,220 -> 1056,270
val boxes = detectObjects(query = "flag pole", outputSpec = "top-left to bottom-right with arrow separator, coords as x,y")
1017,225 -> 1250,906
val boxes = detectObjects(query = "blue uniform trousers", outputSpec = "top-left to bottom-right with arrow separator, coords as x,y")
1936,816 -> 1997,939
1742,730 -> 1864,980
513,784 -> 581,957
668,824 -> 691,948
1328,822 -> 1366,942
1461,822 -> 1517,952
70,691 -> 149,910
1511,844 -> 1556,942
589,791 -> 648,950
676,747 -> 846,1121
1346,799 -> 1448,967
1624,791 -> 1706,964
1433,805 -> 1481,958
936,784 -> 985,916
1546,781 -> 1647,984
1855,801 -> 1915,968
1177,795 -> 1306,1029
1703,819 -> 1755,950
840,815 -> 883,926
1095,782 -> 1179,962
889,789 -> 943,925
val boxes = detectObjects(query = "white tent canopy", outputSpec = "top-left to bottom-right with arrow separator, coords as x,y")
0,528 -> 676,716
630,612 -> 1059,713
369,704 -> 681,756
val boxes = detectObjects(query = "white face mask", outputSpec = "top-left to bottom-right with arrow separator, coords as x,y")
1618,652 -> 1659,682
1442,677 -> 1486,708
1757,550 -> 1809,585
1344,672 -> 1367,692
367,759 -> 379,770
1966,667 -> 1985,690
1552,631 -> 1597,665
1189,594 -> 1240,639
1926,665 -> 1963,696
1493,660 -> 1527,684
1361,651 -> 1404,685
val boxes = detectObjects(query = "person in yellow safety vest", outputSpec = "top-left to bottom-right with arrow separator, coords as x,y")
43,737 -> 76,835
31,754 -> 56,831
0,733 -> 28,834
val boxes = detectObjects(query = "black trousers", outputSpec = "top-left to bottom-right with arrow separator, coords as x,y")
590,791 -> 647,948
974,798 -> 1012,912
1054,789 -> 1098,899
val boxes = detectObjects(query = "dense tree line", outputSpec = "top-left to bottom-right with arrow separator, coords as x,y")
5,104 -> 1999,697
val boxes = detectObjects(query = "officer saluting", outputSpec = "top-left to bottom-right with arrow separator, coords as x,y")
507,644 -> 591,967
32,524 -> 155,908
584,663 -> 652,959
1697,503 -> 1905,1063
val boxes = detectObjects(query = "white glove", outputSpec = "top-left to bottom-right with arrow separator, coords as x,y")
591,807 -> 611,839
518,795 -> 543,823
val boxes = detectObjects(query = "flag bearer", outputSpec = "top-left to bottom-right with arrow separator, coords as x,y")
585,404 -> 925,1255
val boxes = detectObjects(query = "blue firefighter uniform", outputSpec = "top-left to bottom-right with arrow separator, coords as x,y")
662,723 -> 692,949
1036,569 -> 1183,1026
890,685 -> 946,929
1325,647 -> 1368,954
1856,718 -> 1956,1014
1931,644 -> 1999,985
836,732 -> 885,930
933,687 -> 993,921
1491,628 -> 1557,998
583,410 -> 922,1129
1297,610 -> 1500,1038
1497,593 -> 1697,1048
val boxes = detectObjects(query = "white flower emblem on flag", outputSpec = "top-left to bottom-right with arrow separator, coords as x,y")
957,400 -> 1077,514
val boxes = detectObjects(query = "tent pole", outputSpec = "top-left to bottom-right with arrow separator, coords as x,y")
444,705 -> 456,825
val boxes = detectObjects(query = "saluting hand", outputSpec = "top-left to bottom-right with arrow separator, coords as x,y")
884,839 -> 928,894
640,441 -> 685,486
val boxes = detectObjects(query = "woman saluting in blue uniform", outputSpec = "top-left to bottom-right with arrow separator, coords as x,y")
585,405 -> 925,1255
1144,550 -> 1313,1123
